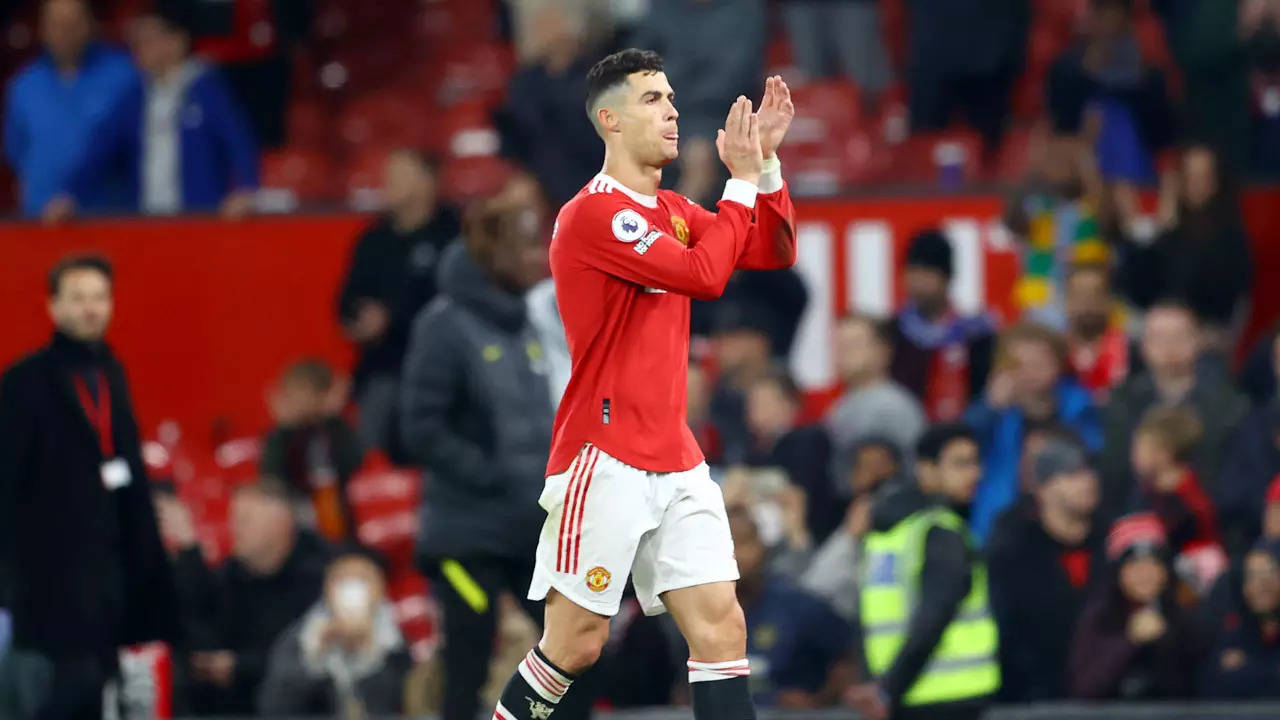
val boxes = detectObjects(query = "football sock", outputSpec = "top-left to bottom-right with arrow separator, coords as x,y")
688,659 -> 756,720
493,646 -> 576,720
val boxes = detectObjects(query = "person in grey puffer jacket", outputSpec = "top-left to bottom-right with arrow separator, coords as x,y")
399,190 -> 556,720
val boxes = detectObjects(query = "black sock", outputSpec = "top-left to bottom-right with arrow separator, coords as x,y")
493,646 -> 576,720
688,659 -> 756,720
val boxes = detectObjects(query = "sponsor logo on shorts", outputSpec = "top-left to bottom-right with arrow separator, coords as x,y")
633,230 -> 661,256
585,566 -> 612,593
612,209 -> 648,243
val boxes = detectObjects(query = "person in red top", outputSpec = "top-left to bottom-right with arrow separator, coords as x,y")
1063,263 -> 1130,403
1131,406 -> 1227,593
492,49 -> 797,720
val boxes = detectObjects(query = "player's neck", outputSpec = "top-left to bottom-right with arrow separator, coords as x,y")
601,153 -> 662,197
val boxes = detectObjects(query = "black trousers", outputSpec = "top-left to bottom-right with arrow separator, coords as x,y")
29,653 -> 115,720
909,64 -> 1015,154
428,556 -> 595,720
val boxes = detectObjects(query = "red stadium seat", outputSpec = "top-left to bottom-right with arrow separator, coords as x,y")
415,0 -> 501,47
347,460 -> 422,565
993,125 -> 1040,182
260,147 -> 339,209
439,155 -> 515,204
427,43 -> 515,108
788,80 -> 862,140
777,80 -> 867,193
343,145 -> 394,209
337,90 -> 435,151
285,98 -> 333,149
437,100 -> 500,158
888,130 -> 986,186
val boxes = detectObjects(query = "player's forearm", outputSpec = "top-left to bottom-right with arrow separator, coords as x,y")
736,158 -> 797,270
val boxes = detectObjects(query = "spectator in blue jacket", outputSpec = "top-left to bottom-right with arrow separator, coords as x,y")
965,321 -> 1103,542
53,4 -> 258,219
3,0 -> 140,219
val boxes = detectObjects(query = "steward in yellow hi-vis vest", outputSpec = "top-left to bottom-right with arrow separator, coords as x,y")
849,424 -> 999,720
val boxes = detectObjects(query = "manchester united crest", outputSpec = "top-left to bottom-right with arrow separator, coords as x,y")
671,216 -> 690,245
585,566 -> 612,593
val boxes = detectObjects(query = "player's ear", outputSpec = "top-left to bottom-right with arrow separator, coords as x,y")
596,106 -> 620,134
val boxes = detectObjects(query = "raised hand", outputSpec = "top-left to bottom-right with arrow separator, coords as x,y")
757,75 -> 795,159
716,96 -> 763,184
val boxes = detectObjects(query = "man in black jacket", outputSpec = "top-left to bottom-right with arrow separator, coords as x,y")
0,254 -> 178,719
337,149 -> 461,455
158,479 -> 330,715
400,190 -> 557,720
987,437 -> 1104,702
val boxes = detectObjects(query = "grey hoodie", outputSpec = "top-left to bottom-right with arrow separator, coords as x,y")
400,241 -> 554,560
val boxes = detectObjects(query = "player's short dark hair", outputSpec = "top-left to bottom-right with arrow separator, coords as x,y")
48,253 -> 113,296
916,423 -> 977,464
585,49 -> 664,121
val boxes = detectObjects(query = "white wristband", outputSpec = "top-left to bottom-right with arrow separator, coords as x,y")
721,178 -> 758,208
759,156 -> 783,194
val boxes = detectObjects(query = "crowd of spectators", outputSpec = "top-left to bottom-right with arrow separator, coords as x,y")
8,0 -> 1280,216
7,0 -> 1280,718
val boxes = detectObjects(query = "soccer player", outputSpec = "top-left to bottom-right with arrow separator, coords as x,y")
491,49 -> 796,720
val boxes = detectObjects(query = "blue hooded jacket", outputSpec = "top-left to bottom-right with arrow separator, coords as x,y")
964,378 -> 1103,543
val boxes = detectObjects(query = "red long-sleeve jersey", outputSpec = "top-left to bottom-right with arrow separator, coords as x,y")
545,172 -> 797,476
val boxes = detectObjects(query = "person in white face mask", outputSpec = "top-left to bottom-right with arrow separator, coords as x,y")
258,548 -> 412,717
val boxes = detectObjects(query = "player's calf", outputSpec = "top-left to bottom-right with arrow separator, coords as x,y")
492,590 -> 609,720
665,581 -> 756,720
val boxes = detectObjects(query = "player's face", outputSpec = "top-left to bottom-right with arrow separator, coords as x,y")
617,71 -> 679,166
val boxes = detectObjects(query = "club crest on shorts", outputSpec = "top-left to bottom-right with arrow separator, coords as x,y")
585,566 -> 612,592
611,209 -> 648,243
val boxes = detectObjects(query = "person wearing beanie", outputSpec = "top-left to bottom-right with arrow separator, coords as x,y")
888,229 -> 997,422
987,437 -> 1104,702
849,424 -> 998,720
1067,513 -> 1197,700
1196,538 -> 1280,699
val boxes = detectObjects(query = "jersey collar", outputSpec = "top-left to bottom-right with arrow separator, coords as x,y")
593,173 -> 658,208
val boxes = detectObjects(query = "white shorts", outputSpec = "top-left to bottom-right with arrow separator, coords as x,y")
527,443 -> 739,617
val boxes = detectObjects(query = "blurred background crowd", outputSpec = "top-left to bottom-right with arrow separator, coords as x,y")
6,0 -> 1280,718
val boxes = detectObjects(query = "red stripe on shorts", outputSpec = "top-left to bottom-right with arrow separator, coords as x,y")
570,447 -> 602,575
555,446 -> 588,573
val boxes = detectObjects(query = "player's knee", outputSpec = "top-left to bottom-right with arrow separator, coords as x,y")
539,624 -> 607,674
686,596 -> 747,661
539,591 -> 610,674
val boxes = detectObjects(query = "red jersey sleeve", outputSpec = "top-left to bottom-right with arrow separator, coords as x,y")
563,193 -> 754,300
682,183 -> 797,270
